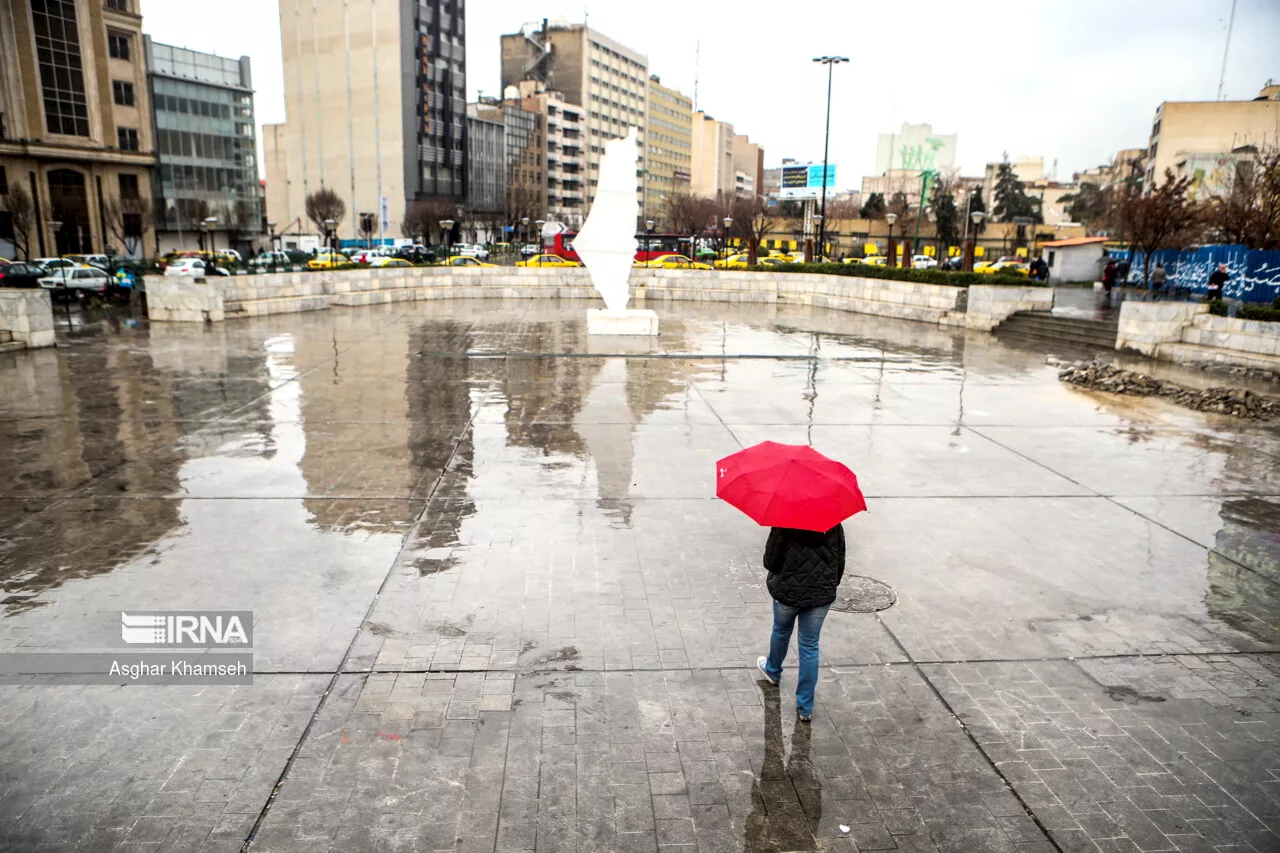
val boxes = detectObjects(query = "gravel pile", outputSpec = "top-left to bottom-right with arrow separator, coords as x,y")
1058,362 -> 1280,420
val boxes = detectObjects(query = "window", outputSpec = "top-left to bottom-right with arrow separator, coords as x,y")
118,173 -> 138,199
117,126 -> 139,150
105,0 -> 128,10
32,0 -> 90,136
112,80 -> 134,106
108,31 -> 131,60
0,165 -> 7,195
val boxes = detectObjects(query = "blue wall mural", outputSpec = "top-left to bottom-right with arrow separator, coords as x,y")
1117,245 -> 1280,303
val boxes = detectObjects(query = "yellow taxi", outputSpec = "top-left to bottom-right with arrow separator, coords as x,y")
443,256 -> 497,268
307,250 -> 350,269
515,254 -> 580,268
368,257 -> 412,268
633,254 -> 712,270
980,261 -> 1029,276
713,253 -> 753,269
859,256 -> 888,266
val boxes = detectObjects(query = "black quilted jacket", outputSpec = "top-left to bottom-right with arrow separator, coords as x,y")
764,525 -> 846,608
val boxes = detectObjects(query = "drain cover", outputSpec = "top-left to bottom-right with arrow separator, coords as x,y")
830,576 -> 897,613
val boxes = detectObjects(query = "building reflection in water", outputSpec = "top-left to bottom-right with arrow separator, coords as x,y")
1206,497 -> 1280,646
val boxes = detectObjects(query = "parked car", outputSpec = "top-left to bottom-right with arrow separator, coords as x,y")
32,257 -> 78,273
0,261 -> 47,288
861,256 -> 888,266
394,245 -> 436,264
41,265 -> 111,295
454,243 -> 491,261
982,261 -> 1029,276
306,250 -> 350,269
442,256 -> 497,268
633,255 -> 712,270
63,253 -> 110,270
514,254 -> 580,268
163,258 -> 228,277
249,251 -> 293,268
519,243 -> 539,258
714,253 -> 753,269
347,249 -> 389,264
367,257 -> 412,267
911,255 -> 938,269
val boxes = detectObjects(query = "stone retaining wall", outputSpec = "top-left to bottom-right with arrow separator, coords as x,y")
147,266 -> 984,327
960,285 -> 1055,331
1117,301 -> 1280,373
0,290 -> 55,350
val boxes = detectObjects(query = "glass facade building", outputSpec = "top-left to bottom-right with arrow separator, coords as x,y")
146,38 -> 260,248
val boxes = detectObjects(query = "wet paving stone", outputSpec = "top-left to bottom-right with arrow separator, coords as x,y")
0,300 -> 1278,851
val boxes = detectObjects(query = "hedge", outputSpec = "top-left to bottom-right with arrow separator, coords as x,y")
1208,299 -> 1280,323
750,262 -> 1038,287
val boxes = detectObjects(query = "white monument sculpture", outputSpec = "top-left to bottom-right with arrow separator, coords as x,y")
576,127 -> 659,336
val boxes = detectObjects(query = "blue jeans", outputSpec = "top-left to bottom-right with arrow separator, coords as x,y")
762,600 -> 830,716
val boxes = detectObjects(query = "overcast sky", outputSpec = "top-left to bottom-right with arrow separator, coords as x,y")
140,0 -> 1279,189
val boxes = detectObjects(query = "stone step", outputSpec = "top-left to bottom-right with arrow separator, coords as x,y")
0,340 -> 25,354
995,311 -> 1119,349
224,294 -> 331,318
997,326 -> 1119,347
0,330 -> 12,344
994,327 -> 1118,353
1006,312 -> 1120,333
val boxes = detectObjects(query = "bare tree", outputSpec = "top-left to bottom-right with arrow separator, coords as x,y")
728,196 -> 772,264
2,183 -> 34,260
305,187 -> 346,234
401,202 -> 431,243
103,195 -> 154,257
1109,169 -> 1205,286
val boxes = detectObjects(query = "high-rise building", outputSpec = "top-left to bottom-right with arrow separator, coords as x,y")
691,112 -> 734,203
146,39 -> 260,256
272,0 -> 467,244
0,0 -> 155,260
510,80 -> 585,228
500,19 -> 647,211
876,122 -> 957,174
473,98 -> 544,226
644,74 -> 691,220
465,106 -> 505,214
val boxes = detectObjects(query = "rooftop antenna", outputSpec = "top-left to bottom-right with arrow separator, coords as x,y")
1217,0 -> 1237,100
693,40 -> 700,112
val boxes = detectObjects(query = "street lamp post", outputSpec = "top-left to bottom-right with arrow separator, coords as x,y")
204,217 -> 219,271
966,211 -> 985,271
439,219 -> 454,262
812,56 -> 848,264
811,215 -> 823,262
534,219 -> 545,267
886,212 -> 898,268
645,219 -> 655,261
323,218 -> 336,258
722,217 -> 733,264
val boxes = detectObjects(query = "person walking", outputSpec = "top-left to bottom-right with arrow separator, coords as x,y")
1207,263 -> 1229,301
1150,263 -> 1168,299
1102,259 -> 1118,296
756,523 -> 846,722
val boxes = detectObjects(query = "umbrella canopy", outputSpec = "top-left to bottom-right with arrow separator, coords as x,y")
716,441 -> 867,532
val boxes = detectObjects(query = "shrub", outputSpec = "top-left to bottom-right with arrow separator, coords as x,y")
1208,299 -> 1280,322
752,262 -> 1038,287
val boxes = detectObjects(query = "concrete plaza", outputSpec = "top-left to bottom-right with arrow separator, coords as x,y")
0,299 -> 1277,852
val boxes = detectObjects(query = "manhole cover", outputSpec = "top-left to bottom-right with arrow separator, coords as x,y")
830,576 -> 896,613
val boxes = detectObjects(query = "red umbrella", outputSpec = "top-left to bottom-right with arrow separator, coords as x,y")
716,441 -> 867,532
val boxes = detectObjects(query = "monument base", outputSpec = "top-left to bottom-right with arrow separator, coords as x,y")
587,308 -> 659,336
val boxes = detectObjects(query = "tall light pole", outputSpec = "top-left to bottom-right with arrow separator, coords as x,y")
439,219 -> 454,261
886,212 -> 898,267
812,56 -> 847,262
204,217 -> 219,271
535,219 -> 545,268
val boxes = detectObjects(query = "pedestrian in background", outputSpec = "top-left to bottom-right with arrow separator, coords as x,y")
1102,259 -> 1118,296
756,524 -> 846,722
1150,263 -> 1168,299
1207,263 -> 1229,301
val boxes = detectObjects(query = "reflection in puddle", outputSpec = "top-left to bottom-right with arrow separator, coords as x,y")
1207,497 -> 1280,645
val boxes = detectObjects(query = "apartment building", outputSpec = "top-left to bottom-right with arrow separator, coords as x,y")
0,0 -> 155,259
1146,82 -> 1280,189
501,20 -> 647,211
691,112 -> 734,204
511,80 -> 585,227
644,74 -> 691,220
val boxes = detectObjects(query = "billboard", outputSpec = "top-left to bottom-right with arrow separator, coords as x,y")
779,162 -> 837,199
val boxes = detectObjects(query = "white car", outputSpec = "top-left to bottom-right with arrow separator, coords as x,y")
40,265 -> 110,294
454,244 -> 490,261
164,258 -> 228,277
911,255 -> 938,269
348,249 -> 389,264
